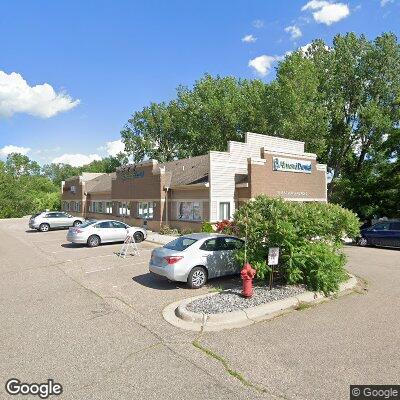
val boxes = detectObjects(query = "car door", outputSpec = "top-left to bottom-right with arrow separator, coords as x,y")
367,222 -> 391,246
44,212 -> 59,228
110,221 -> 129,242
223,237 -> 245,274
57,212 -> 73,227
199,237 -> 231,278
389,222 -> 400,248
94,221 -> 115,242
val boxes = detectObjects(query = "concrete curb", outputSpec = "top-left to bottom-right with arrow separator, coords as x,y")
162,274 -> 358,332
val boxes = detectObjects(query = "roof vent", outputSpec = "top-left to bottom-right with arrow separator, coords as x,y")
182,166 -> 185,171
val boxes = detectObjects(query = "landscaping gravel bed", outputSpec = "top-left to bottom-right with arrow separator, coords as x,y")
186,285 -> 306,314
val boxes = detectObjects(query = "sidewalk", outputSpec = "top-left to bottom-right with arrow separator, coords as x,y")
145,231 -> 178,245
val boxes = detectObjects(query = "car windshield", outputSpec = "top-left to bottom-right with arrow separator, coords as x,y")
164,237 -> 197,251
78,221 -> 97,229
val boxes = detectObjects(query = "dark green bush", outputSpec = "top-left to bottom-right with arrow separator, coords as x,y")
234,196 -> 359,294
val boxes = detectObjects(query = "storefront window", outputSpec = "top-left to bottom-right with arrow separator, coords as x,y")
177,202 -> 201,221
118,202 -> 131,216
138,202 -> 154,219
106,202 -> 113,214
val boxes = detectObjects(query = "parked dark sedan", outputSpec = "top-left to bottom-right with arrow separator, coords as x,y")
358,220 -> 400,248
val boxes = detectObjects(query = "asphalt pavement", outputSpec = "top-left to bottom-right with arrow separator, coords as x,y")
0,217 -> 399,400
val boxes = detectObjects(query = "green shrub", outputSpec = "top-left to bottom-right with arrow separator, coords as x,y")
201,221 -> 214,233
159,225 -> 179,235
234,196 -> 359,294
180,228 -> 194,235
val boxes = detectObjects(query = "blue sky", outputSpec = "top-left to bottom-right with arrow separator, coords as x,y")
0,0 -> 399,166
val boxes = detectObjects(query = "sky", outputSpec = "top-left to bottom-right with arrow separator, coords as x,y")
0,0 -> 399,166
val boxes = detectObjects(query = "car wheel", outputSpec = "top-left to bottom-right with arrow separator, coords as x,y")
73,220 -> 82,227
39,223 -> 50,232
87,235 -> 100,248
187,266 -> 207,289
358,237 -> 368,247
133,231 -> 144,243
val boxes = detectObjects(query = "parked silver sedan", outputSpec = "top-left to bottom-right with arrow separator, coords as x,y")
149,233 -> 244,288
29,211 -> 85,232
67,220 -> 147,247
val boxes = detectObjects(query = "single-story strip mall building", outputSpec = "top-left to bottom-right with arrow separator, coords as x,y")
61,132 -> 327,232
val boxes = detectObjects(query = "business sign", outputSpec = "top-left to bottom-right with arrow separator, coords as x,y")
268,247 -> 279,266
273,157 -> 312,173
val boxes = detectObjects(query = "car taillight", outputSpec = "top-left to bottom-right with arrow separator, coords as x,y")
163,256 -> 183,265
74,229 -> 83,233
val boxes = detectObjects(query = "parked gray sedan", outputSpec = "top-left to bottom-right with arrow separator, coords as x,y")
67,219 -> 147,247
29,211 -> 85,232
149,233 -> 244,288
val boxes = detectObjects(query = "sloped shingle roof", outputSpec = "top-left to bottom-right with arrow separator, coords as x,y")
160,154 -> 209,187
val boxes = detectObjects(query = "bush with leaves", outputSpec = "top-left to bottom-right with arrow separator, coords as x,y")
201,221 -> 214,233
159,225 -> 179,235
234,196 -> 359,294
215,219 -> 239,235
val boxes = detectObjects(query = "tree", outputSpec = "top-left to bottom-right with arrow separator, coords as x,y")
121,74 -> 270,162
0,156 -> 60,218
5,153 -> 41,176
41,163 -> 80,187
271,33 -> 400,202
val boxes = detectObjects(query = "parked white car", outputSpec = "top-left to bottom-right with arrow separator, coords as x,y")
67,219 -> 147,247
149,233 -> 244,288
29,211 -> 85,232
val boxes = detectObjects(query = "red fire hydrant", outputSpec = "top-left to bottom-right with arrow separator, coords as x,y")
241,263 -> 256,298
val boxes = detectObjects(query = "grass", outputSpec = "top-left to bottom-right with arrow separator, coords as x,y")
192,340 -> 259,390
208,285 -> 224,293
295,301 -> 315,311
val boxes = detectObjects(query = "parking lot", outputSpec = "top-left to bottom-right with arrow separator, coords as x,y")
1,217 -> 399,400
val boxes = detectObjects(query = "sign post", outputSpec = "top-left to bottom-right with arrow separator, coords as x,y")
268,247 -> 279,290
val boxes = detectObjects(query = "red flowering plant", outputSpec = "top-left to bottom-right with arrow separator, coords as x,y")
215,219 -> 239,236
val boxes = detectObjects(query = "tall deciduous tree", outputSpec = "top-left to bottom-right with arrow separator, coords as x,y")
121,74 -> 270,162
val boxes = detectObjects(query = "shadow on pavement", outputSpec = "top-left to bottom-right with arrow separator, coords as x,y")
132,273 -> 184,290
132,272 -> 242,292
61,243 -> 85,249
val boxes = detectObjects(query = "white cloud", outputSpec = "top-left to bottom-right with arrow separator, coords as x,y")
300,43 -> 313,54
241,34 -> 257,43
0,71 -> 80,118
52,153 -> 101,167
380,0 -> 394,6
302,0 -> 330,10
0,144 -> 31,157
248,55 -> 283,77
105,139 -> 125,156
252,19 -> 264,28
284,25 -> 302,39
301,1 -> 350,25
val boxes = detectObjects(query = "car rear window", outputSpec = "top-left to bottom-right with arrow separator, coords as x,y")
79,221 -> 96,228
164,237 -> 197,251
